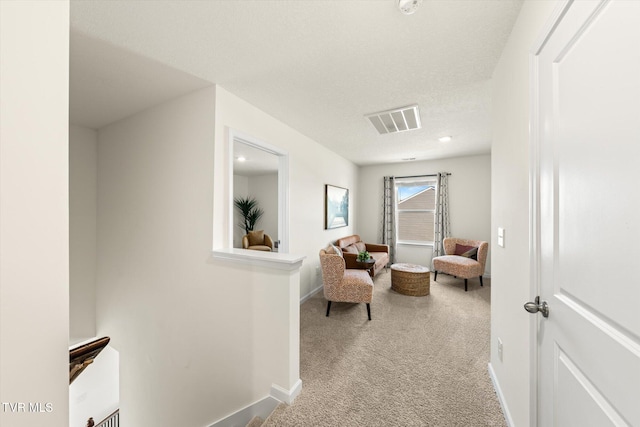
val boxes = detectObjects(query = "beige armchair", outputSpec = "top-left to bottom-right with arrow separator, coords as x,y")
242,230 -> 273,251
432,237 -> 488,292
320,247 -> 374,320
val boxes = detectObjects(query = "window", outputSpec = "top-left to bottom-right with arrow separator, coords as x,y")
227,130 -> 290,253
395,179 -> 436,245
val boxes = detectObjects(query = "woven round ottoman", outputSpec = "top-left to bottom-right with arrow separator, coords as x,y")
390,263 -> 430,296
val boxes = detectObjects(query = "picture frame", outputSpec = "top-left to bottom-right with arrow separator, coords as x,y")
325,184 -> 349,229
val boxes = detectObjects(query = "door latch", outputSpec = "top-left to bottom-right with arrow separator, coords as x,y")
524,296 -> 549,318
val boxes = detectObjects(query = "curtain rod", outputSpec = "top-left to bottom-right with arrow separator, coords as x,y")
393,173 -> 451,179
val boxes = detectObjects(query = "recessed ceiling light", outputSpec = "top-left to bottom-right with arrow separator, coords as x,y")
236,156 -> 246,162
438,136 -> 452,143
398,0 -> 423,15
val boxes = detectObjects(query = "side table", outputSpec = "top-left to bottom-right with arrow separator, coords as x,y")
390,263 -> 430,296
355,258 -> 376,278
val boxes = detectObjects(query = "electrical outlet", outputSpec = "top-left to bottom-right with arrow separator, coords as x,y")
498,338 -> 503,362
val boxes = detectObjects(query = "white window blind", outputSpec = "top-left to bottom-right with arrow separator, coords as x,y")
395,179 -> 436,244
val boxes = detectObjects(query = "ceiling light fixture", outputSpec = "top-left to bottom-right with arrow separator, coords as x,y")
236,156 -> 246,162
365,104 -> 421,135
438,136 -> 452,143
397,0 -> 423,15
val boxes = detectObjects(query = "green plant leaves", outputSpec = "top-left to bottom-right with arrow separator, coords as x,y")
234,196 -> 264,234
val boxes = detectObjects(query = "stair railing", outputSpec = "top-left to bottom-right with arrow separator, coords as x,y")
95,409 -> 119,427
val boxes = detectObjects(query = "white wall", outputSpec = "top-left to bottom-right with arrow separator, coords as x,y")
96,86 -> 305,426
490,1 -> 558,426
249,173 -> 278,243
213,86 -> 360,299
70,125 -> 98,344
357,154 -> 492,274
0,1 -> 70,426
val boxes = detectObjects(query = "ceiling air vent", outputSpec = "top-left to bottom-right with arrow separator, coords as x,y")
365,104 -> 421,135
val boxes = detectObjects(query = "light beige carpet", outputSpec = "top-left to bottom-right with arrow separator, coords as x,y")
247,416 -> 265,427
263,270 -> 506,427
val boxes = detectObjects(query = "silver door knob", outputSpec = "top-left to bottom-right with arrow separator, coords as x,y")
524,296 -> 549,318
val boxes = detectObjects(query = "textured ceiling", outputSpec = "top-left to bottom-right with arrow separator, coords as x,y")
70,0 -> 524,166
234,140 -> 279,176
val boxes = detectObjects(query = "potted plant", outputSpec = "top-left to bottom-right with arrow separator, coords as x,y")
234,196 -> 264,235
356,250 -> 371,262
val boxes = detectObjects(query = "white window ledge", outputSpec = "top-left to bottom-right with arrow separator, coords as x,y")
211,248 -> 305,271
397,242 -> 434,247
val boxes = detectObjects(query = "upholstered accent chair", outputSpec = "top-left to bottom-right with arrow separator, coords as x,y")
319,247 -> 374,320
432,237 -> 488,292
242,230 -> 273,251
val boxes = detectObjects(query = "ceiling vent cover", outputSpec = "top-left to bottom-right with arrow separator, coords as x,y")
365,104 -> 421,135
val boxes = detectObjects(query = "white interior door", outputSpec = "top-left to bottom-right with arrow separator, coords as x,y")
534,0 -> 640,425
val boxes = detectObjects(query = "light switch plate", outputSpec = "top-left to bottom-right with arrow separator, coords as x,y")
498,227 -> 505,248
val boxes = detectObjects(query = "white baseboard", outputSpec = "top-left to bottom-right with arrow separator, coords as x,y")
300,285 -> 322,304
270,379 -> 302,404
207,379 -> 303,426
488,363 -> 514,427
208,395 -> 280,427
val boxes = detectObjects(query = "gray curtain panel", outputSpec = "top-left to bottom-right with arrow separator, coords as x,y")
432,172 -> 451,267
382,176 -> 396,265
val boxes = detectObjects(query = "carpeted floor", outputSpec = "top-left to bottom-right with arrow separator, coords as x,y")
263,270 -> 506,427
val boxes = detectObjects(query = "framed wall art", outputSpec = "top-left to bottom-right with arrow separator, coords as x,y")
325,184 -> 349,229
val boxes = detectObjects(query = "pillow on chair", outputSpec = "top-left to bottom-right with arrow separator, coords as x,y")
455,244 -> 478,260
331,244 -> 343,257
248,230 -> 265,246
327,244 -> 343,257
